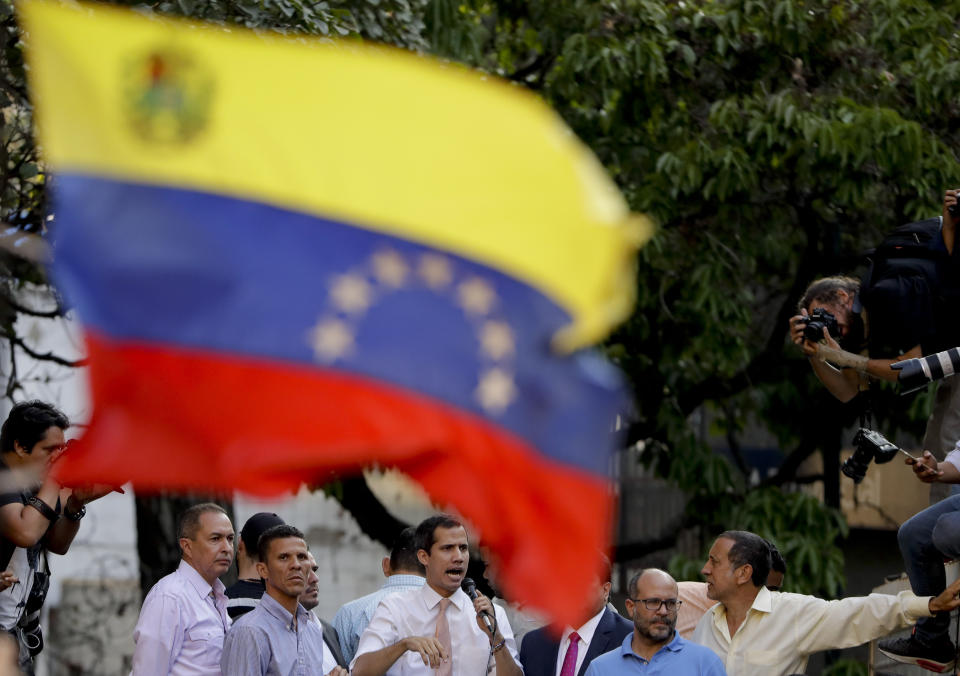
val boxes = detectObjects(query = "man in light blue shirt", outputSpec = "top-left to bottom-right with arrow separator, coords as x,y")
585,569 -> 725,676
332,526 -> 425,662
221,524 -> 349,676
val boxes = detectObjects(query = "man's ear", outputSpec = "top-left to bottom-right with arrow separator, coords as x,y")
179,537 -> 191,559
416,549 -> 430,568
735,564 -> 754,586
600,581 -> 612,602
12,441 -> 29,457
255,561 -> 268,580
381,556 -> 391,578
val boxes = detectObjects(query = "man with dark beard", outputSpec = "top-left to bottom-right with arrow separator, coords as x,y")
584,569 -> 724,676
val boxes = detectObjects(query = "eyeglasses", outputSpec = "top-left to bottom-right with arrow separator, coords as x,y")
628,597 -> 682,612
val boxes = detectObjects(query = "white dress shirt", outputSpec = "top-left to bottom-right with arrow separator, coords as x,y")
691,585 -> 933,676
131,560 -> 231,676
307,611 -> 341,673
553,607 -> 606,676
352,584 -> 520,676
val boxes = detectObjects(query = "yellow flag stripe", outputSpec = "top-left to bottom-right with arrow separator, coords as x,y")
20,0 -> 651,348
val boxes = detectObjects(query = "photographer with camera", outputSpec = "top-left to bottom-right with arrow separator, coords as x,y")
0,401 -> 112,674
789,191 -> 960,670
789,189 -> 960,481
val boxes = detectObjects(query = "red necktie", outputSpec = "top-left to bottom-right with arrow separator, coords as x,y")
559,631 -> 580,676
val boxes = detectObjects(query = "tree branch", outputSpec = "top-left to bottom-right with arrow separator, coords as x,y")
675,205 -> 826,416
334,474 -> 409,549
4,330 -> 87,367
1,293 -> 62,319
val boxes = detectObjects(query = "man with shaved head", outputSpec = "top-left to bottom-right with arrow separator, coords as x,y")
584,569 -> 724,676
693,530 -> 960,675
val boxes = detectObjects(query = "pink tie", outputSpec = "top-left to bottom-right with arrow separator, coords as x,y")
436,598 -> 453,676
559,631 -> 580,676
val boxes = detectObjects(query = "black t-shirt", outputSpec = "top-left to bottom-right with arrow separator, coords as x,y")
224,577 -> 265,620
861,218 -> 960,356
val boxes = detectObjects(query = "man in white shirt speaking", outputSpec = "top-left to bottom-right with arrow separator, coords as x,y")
692,530 -> 960,676
352,514 -> 523,676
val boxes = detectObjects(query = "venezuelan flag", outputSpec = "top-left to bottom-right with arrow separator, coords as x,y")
20,0 -> 651,624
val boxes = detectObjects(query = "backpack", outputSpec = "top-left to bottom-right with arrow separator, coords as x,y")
860,217 -> 959,355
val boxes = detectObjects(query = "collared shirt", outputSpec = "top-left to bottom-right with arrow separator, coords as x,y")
332,574 -> 425,663
691,586 -> 932,676
583,631 -> 725,676
131,560 -> 231,676
306,610 -> 343,672
553,607 -> 606,676
221,592 -> 329,676
352,584 -> 520,676
676,581 -> 716,639
491,598 -> 547,650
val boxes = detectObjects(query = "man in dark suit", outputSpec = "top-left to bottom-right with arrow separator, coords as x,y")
303,550 -> 349,668
520,558 -> 631,676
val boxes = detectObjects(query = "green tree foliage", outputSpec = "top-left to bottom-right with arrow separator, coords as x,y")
426,0 -> 960,598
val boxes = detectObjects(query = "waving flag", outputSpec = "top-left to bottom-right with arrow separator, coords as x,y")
20,0 -> 651,624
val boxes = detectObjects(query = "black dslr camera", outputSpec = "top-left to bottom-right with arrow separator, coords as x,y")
800,308 -> 840,342
841,428 -> 900,483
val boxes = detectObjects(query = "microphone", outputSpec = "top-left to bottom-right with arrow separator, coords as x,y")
461,577 -> 496,636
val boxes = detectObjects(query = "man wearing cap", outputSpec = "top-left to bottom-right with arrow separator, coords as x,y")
224,512 -> 285,620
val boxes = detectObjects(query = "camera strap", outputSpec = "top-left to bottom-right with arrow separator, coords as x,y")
859,384 -> 873,430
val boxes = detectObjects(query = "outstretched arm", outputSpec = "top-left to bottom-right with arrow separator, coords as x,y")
929,575 -> 960,613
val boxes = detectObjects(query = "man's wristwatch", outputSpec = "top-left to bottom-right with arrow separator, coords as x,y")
64,504 -> 86,521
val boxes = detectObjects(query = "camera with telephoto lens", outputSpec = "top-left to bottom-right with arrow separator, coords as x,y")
800,308 -> 840,342
841,428 -> 900,484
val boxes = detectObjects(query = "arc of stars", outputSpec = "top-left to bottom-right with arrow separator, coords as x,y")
309,318 -> 354,361
330,273 -> 373,314
475,367 -> 517,415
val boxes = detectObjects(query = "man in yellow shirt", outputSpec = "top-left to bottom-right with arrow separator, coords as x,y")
692,530 -> 960,676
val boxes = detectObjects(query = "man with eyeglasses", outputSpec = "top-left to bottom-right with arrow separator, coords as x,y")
584,568 -> 725,676
692,530 -> 960,676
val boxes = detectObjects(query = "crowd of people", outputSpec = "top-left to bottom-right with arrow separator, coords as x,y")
121,507 -> 960,676
2,399 -> 960,675
1,191 -> 960,674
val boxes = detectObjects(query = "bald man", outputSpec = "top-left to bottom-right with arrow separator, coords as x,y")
584,569 -> 724,676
